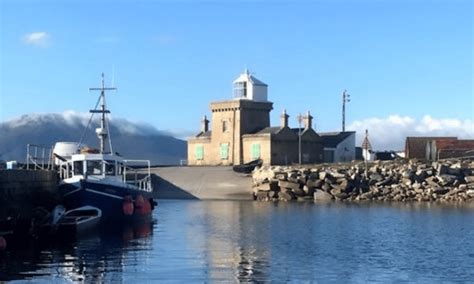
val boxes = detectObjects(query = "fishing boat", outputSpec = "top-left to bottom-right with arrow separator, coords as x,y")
44,73 -> 155,222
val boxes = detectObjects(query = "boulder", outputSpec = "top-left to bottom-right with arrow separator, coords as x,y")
279,191 -> 296,201
313,189 -> 333,201
278,180 -> 300,190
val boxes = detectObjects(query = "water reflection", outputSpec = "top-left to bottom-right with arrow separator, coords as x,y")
0,222 -> 153,282
2,201 -> 474,282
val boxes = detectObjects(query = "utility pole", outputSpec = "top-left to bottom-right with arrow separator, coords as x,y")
297,113 -> 303,164
342,90 -> 350,132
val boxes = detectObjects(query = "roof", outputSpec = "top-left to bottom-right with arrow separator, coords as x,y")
243,127 -> 281,136
196,130 -> 212,138
233,70 -> 267,86
319,131 -> 355,148
255,126 -> 281,134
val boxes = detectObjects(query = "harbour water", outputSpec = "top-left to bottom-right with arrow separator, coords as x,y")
1,200 -> 474,282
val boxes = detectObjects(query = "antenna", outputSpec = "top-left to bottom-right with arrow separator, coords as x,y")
89,73 -> 117,154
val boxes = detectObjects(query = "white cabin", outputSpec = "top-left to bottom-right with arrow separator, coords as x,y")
232,69 -> 268,102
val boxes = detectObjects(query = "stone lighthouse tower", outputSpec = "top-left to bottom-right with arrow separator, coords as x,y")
187,69 -> 273,165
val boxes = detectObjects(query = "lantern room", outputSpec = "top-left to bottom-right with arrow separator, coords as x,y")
232,69 -> 268,102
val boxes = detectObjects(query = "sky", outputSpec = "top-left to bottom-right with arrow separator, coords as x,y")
0,0 -> 473,150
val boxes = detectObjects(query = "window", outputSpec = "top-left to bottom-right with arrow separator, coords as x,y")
251,143 -> 261,159
233,82 -> 247,98
222,120 -> 228,132
105,160 -> 116,176
195,145 -> 204,160
87,160 -> 103,175
220,143 -> 229,160
73,161 -> 83,175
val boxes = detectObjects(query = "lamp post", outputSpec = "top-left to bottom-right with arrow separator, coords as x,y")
297,113 -> 303,164
342,90 -> 350,132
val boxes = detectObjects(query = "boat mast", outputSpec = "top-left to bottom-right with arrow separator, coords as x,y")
89,73 -> 116,154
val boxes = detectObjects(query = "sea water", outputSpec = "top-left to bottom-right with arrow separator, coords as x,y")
1,200 -> 473,282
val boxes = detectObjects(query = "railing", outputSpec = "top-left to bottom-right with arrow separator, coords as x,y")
26,144 -> 53,170
122,160 -> 153,192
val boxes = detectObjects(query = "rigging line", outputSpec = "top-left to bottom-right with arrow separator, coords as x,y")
79,94 -> 101,146
105,114 -> 113,154
103,93 -> 113,154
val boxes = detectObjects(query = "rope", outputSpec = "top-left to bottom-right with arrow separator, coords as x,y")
79,94 -> 101,146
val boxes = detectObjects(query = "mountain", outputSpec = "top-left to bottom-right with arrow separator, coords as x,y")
0,112 -> 187,165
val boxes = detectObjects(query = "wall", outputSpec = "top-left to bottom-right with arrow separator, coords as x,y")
242,136 -> 271,165
334,133 -> 356,162
0,170 -> 60,225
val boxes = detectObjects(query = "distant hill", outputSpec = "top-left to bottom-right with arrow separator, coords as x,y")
0,112 -> 187,165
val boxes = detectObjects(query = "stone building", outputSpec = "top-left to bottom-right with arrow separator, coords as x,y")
187,70 -> 324,166
406,136 -> 474,161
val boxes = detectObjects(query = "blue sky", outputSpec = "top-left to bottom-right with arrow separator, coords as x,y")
0,0 -> 472,148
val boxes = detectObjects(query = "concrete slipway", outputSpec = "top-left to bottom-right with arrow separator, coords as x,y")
148,166 -> 254,200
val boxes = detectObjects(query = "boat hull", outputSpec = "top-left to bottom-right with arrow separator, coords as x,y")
59,179 -> 154,223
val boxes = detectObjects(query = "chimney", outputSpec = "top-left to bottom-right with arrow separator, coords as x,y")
280,109 -> 289,128
303,111 -> 313,130
201,115 -> 209,133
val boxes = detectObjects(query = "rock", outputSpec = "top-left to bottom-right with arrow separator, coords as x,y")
278,180 -> 300,190
279,191 -> 296,201
256,191 -> 269,201
314,189 -> 333,201
292,187 -> 306,197
330,187 -> 342,196
321,183 -> 331,192
433,187 -> 449,195
256,182 -> 278,191
465,176 -> 474,183
319,171 -> 327,181
369,173 -> 383,182
303,185 -> 315,196
307,179 -> 323,188
437,175 -> 457,186
467,190 -> 474,197
437,164 -> 449,175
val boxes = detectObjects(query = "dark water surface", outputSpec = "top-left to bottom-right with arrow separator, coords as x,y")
1,201 -> 474,282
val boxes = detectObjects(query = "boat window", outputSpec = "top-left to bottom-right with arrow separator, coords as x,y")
73,161 -> 83,175
87,160 -> 103,175
105,160 -> 116,176
118,163 -> 123,175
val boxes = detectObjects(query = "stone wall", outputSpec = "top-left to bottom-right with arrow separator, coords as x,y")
252,158 -> 474,202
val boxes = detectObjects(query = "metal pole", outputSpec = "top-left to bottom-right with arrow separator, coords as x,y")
342,90 -> 350,132
342,91 -> 345,132
297,113 -> 302,164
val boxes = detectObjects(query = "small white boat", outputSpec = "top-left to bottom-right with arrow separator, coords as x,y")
57,205 -> 102,235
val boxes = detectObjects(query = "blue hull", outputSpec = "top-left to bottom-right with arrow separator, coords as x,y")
59,180 -> 154,222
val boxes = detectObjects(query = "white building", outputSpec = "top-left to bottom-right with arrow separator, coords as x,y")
320,132 -> 356,163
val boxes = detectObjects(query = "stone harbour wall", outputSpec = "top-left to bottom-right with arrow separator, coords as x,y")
252,158 -> 474,202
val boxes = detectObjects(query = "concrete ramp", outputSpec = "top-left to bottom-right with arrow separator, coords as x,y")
149,166 -> 253,200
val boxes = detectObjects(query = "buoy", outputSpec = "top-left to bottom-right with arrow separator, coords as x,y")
123,195 -> 134,215
135,195 -> 145,215
0,236 -> 7,250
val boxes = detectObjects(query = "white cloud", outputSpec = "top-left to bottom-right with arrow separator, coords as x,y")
348,115 -> 474,151
22,32 -> 50,47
